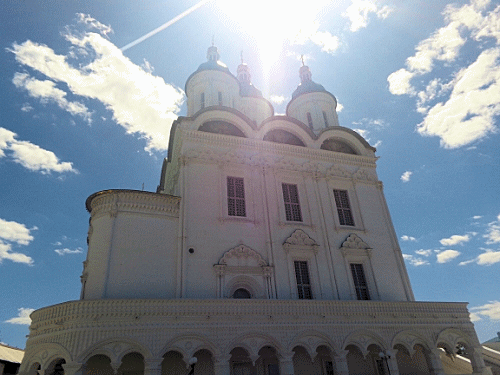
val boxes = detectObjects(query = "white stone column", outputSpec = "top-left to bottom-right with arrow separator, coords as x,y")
61,362 -> 84,375
428,349 -> 445,375
385,350 -> 400,375
213,355 -> 231,375
279,354 -> 295,375
334,350 -> 350,375
143,359 -> 162,375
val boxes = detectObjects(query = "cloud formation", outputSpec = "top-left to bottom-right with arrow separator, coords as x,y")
470,301 -> 500,321
402,253 -> 430,266
0,218 -> 36,265
400,171 -> 412,182
4,308 -> 35,325
387,0 -> 500,148
436,249 -> 461,263
0,127 -> 77,174
54,247 -> 83,256
343,0 -> 393,32
401,235 -> 416,242
10,20 -> 184,152
485,214 -> 500,244
439,234 -> 471,246
460,249 -> 500,266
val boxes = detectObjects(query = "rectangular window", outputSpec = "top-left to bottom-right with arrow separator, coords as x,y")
323,111 -> 329,127
294,261 -> 312,299
218,91 -> 223,106
333,189 -> 355,226
227,177 -> 246,217
307,112 -> 313,129
350,263 -> 370,300
200,92 -> 205,109
282,183 -> 302,222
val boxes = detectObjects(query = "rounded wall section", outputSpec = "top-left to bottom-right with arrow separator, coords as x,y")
236,96 -> 274,126
316,127 -> 376,157
186,70 -> 240,116
287,92 -> 339,134
258,117 -> 315,148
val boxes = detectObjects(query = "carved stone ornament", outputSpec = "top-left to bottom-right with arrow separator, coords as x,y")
341,234 -> 370,249
283,229 -> 319,254
218,244 -> 267,267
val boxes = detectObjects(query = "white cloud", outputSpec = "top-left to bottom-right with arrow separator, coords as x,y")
402,253 -> 430,266
477,249 -> 500,265
21,103 -> 33,112
10,28 -> 184,152
401,171 -> 412,182
401,235 -> 417,242
337,103 -> 344,112
13,73 -> 91,122
0,127 -> 77,174
4,308 -> 35,325
415,249 -> 432,256
55,247 -> 83,256
485,214 -> 500,244
343,0 -> 393,32
291,22 -> 340,55
439,234 -> 471,246
387,0 -> 500,148
470,301 -> 500,321
473,215 -> 483,220
75,13 -> 113,36
436,249 -> 461,263
0,218 -> 35,266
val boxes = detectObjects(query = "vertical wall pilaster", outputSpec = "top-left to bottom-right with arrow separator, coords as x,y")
279,354 -> 295,375
143,359 -> 162,375
213,355 -> 231,375
428,349 -> 445,375
334,350 -> 349,375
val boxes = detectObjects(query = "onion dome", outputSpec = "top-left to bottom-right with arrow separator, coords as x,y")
193,45 -> 231,75
291,64 -> 327,99
237,55 -> 263,98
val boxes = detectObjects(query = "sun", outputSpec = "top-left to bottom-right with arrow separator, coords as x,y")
215,0 -> 335,72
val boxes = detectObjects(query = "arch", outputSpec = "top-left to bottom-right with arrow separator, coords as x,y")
218,244 -> 267,267
161,351 -> 187,375
25,344 -> 73,371
343,330 -> 388,356
320,138 -> 358,154
198,120 -> 247,138
76,337 -> 151,364
225,275 -> 263,299
117,352 -> 144,375
263,129 -> 306,147
287,330 -> 338,358
44,358 -> 65,375
317,127 -> 376,155
225,332 -> 283,359
394,344 -> 431,375
159,334 -> 219,361
84,354 -> 114,375
391,329 -> 432,356
435,327 -> 474,350
27,362 -> 41,375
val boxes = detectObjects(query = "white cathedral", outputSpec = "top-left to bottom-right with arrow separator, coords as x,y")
19,46 -> 491,375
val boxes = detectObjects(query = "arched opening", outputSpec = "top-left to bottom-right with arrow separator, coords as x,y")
346,344 -> 385,375
28,363 -> 41,375
191,349 -> 214,375
255,346 -> 280,375
117,352 -> 144,375
45,359 -> 66,375
232,288 -> 251,299
84,354 -> 114,375
438,341 -> 473,374
198,121 -> 246,138
292,346 -> 314,374
316,346 -> 336,375
394,344 -> 430,375
161,351 -> 188,375
320,138 -> 357,154
229,347 -> 254,375
263,129 -> 305,147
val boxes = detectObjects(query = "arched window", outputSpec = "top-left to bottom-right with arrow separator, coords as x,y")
232,288 -> 251,299
263,129 -> 306,147
320,138 -> 357,154
199,121 -> 246,138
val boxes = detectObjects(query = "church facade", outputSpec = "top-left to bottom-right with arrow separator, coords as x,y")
19,46 -> 491,375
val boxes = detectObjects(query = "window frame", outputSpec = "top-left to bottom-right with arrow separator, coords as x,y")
282,183 -> 303,222
333,189 -> 355,226
227,176 -> 246,217
294,260 -> 313,300
350,263 -> 370,300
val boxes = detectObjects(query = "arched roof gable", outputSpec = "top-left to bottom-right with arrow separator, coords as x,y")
76,337 -> 151,363
258,116 -> 314,147
317,127 -> 376,155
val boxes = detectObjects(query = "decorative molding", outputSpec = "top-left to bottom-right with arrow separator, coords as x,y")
283,229 -> 319,255
218,244 -> 267,267
341,234 -> 370,250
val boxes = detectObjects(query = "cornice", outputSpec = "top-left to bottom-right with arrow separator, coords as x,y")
87,190 -> 180,218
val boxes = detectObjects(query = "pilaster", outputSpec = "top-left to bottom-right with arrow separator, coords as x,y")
334,350 -> 350,375
61,362 -> 84,375
213,355 -> 231,375
428,348 -> 445,375
279,353 -> 295,375
143,359 -> 162,375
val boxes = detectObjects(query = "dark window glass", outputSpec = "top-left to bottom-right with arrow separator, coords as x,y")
307,112 -> 313,128
232,288 -> 251,299
218,91 -> 223,106
323,111 -> 329,127
282,183 -> 302,222
350,263 -> 370,300
294,261 -> 312,299
227,177 -> 246,217
200,92 -> 205,109
333,189 -> 355,226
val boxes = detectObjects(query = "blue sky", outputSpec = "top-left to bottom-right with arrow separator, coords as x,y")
1,0 -> 499,349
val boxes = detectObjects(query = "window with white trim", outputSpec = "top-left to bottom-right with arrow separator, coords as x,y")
282,183 -> 302,222
227,177 -> 246,217
350,263 -> 370,300
294,260 -> 312,299
333,189 -> 355,226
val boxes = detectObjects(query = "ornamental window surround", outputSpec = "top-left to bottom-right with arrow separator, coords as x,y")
227,177 -> 246,217
282,183 -> 302,222
333,189 -> 355,226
